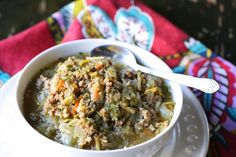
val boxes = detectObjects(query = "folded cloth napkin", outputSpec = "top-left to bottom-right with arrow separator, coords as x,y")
0,0 -> 235,156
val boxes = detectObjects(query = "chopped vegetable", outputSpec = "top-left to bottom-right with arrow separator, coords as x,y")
91,83 -> 100,102
144,87 -> 157,94
160,102 -> 175,120
89,71 -> 98,78
95,62 -> 103,70
94,136 -> 101,150
72,95 -> 83,114
56,79 -> 64,91
120,103 -> 136,114
79,59 -> 90,66
137,71 -> 142,91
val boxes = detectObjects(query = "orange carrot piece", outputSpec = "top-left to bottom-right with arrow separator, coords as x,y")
93,90 -> 99,101
95,63 -> 103,70
72,96 -> 82,114
56,79 -> 64,91
92,85 -> 100,101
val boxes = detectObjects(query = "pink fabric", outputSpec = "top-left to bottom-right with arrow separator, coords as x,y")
0,21 -> 56,75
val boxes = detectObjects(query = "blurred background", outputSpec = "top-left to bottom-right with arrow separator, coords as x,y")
0,0 -> 235,64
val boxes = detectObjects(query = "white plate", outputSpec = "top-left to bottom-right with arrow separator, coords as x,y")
0,73 -> 209,157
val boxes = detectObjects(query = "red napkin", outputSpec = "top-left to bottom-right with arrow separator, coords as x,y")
0,0 -> 236,156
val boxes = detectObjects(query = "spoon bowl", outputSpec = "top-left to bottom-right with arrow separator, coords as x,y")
91,45 -> 220,93
91,45 -> 137,68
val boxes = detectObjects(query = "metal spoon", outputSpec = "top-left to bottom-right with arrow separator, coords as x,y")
91,45 -> 220,93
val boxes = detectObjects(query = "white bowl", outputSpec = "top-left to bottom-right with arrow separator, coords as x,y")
15,39 -> 183,157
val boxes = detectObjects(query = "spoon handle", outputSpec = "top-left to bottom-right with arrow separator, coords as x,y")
136,64 -> 220,93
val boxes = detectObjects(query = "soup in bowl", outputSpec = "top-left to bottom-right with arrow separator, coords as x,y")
15,39 -> 183,157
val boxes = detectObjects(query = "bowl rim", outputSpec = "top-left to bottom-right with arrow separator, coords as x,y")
15,39 -> 183,153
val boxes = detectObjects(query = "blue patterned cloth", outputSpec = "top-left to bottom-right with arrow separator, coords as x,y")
0,70 -> 10,86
